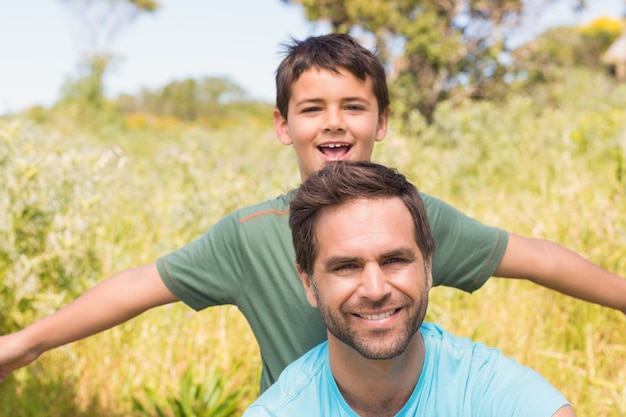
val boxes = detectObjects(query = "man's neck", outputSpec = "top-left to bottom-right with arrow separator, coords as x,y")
328,333 -> 426,417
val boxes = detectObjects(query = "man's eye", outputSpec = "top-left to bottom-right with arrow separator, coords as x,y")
302,106 -> 321,113
344,105 -> 364,111
334,264 -> 357,273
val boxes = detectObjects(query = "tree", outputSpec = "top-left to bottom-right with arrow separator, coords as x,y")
513,16 -> 623,85
59,0 -> 159,55
282,0 -> 587,126
58,54 -> 111,114
56,0 -> 160,113
115,76 -> 274,128
118,77 -> 249,120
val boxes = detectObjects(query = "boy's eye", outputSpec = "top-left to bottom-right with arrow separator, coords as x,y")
302,106 -> 322,113
344,105 -> 365,111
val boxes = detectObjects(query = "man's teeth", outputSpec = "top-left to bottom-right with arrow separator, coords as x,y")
359,310 -> 395,320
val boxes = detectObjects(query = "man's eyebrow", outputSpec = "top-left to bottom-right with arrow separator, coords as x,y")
382,248 -> 418,259
323,256 -> 361,269
322,248 -> 418,269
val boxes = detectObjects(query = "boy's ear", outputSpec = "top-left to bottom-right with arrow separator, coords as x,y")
296,263 -> 318,308
375,106 -> 391,142
273,108 -> 293,145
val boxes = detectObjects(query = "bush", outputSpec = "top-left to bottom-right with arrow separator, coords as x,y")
0,120 -> 124,331
132,366 -> 242,417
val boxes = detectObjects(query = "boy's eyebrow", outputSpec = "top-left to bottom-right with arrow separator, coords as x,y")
294,96 -> 373,106
293,98 -> 324,106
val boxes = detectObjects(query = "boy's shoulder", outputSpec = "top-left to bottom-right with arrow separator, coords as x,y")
234,191 -> 294,225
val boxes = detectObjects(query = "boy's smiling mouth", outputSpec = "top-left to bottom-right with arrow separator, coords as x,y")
319,143 -> 352,160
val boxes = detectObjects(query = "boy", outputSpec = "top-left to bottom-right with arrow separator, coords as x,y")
0,34 -> 624,392
243,160 -> 575,416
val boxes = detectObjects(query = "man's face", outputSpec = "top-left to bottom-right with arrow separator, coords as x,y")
298,197 -> 431,360
274,67 -> 390,181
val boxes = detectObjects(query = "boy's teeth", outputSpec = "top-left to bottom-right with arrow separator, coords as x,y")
319,143 -> 351,159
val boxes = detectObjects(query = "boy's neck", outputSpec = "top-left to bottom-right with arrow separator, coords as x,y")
328,333 -> 425,416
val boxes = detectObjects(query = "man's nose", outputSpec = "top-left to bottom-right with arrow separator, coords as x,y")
357,264 -> 390,301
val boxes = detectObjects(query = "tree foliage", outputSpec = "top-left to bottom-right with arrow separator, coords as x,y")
282,0 -> 589,126
59,0 -> 160,55
514,16 -> 623,85
115,77 -> 274,128
56,0 -> 161,116
57,54 -> 114,117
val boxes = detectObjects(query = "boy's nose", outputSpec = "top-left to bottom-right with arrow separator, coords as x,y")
323,108 -> 346,131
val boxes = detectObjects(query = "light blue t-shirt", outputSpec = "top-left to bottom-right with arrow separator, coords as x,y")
243,323 -> 570,417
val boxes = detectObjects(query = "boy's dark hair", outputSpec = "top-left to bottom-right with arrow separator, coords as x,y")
275,33 -> 390,120
289,161 -> 435,277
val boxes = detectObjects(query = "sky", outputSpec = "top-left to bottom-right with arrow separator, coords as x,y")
0,0 -> 624,115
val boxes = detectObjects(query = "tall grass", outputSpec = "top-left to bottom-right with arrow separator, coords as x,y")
1,68 -> 625,416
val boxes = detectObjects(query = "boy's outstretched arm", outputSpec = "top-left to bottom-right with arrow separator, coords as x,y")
0,262 -> 177,383
494,233 -> 626,315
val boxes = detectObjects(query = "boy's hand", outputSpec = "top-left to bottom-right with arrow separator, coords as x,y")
0,332 -> 41,383
0,263 -> 177,384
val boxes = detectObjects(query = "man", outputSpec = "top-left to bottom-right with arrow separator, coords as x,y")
244,160 -> 576,416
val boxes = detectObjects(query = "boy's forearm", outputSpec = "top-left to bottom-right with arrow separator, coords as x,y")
21,262 -> 177,355
530,247 -> 626,314
495,233 -> 626,314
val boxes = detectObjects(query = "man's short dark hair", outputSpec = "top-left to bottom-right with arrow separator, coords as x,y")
289,161 -> 435,276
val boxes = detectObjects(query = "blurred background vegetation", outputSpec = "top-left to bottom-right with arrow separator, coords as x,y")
1,0 -> 626,416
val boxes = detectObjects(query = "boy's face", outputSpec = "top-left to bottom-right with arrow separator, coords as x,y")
297,197 -> 430,360
274,67 -> 390,181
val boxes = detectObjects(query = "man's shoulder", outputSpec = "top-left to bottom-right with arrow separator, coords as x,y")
247,342 -> 329,414
421,322 -> 501,357
416,323 -> 569,415
420,323 -> 529,389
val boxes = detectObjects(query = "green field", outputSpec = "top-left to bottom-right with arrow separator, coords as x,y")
1,68 -> 625,416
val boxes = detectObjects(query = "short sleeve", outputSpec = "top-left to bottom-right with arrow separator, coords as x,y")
422,193 -> 508,292
156,212 -> 245,310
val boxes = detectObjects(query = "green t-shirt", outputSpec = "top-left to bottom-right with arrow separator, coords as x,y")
156,191 -> 507,392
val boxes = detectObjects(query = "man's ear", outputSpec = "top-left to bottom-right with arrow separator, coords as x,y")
274,108 -> 293,145
296,263 -> 318,308
426,258 -> 433,291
